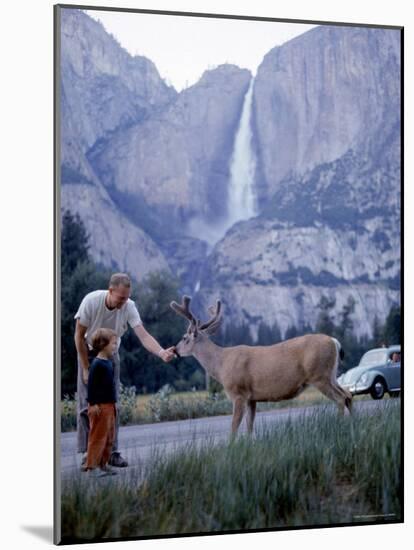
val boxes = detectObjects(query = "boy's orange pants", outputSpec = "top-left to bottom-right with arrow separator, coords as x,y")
85,403 -> 116,469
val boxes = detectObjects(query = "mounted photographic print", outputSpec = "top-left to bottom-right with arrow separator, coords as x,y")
54,3 -> 403,545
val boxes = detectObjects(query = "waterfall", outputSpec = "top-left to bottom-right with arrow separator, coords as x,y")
226,77 -> 257,226
187,77 -> 258,247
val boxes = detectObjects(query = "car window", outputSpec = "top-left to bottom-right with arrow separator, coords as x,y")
359,350 -> 388,366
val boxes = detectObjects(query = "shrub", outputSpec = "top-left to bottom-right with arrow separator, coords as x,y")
118,383 -> 137,425
146,384 -> 175,422
61,394 -> 77,432
145,386 -> 232,423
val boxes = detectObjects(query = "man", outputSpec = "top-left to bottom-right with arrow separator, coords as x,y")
74,272 -> 176,468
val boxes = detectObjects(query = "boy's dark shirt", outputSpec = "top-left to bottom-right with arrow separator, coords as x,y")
87,357 -> 116,405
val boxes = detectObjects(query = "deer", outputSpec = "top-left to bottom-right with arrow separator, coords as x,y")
170,296 -> 353,435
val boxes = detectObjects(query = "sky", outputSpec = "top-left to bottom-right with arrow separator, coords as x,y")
85,9 -> 316,91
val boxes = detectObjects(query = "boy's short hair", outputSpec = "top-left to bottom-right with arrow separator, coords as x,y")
91,328 -> 117,352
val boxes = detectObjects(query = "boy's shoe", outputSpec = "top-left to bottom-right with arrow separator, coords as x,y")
108,451 -> 128,467
85,468 -> 104,478
100,465 -> 117,476
85,467 -> 117,478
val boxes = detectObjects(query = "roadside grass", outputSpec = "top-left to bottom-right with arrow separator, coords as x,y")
61,386 -> 373,431
61,400 -> 401,542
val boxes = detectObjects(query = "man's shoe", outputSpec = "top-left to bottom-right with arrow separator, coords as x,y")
80,454 -> 87,470
108,452 -> 128,467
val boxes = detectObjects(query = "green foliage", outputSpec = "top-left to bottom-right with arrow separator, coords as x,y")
61,394 -> 77,432
118,384 -> 137,425
383,305 -> 401,346
61,401 -> 401,541
285,325 -> 299,340
257,320 -> 282,345
61,260 -> 112,395
334,296 -> 362,373
315,295 -> 337,335
283,321 -> 312,340
338,296 -> 356,337
313,295 -> 400,374
314,295 -> 360,372
371,316 -> 385,347
145,384 -> 232,423
61,210 -> 112,396
146,384 -> 175,422
207,376 -> 224,395
61,210 -> 90,273
219,322 -> 254,346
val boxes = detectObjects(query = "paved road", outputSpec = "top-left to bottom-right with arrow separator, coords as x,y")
60,399 -> 389,482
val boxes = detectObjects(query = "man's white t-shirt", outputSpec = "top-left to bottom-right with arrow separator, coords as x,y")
74,290 -> 143,349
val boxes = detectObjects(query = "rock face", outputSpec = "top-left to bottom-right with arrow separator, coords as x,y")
60,8 -> 176,152
192,25 -> 401,338
194,213 -> 399,338
89,64 -> 251,228
60,8 -> 176,275
59,9 -> 401,338
196,90 -> 400,337
61,181 -> 170,279
252,25 -> 401,203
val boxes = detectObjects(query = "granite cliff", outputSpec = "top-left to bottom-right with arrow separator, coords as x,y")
59,9 -> 401,337
88,64 -> 251,231
252,25 -> 401,204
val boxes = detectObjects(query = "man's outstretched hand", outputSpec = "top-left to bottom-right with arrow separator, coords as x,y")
159,347 -> 176,362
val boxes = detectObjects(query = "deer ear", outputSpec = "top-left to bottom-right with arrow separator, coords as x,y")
203,320 -> 222,335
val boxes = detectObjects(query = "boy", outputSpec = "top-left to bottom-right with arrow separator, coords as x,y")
82,328 -> 119,477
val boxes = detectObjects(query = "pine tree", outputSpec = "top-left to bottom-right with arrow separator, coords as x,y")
383,305 -> 401,345
316,295 -> 336,335
60,210 -> 110,395
271,321 -> 282,343
371,315 -> 385,347
61,210 -> 90,274
338,296 -> 356,339
257,321 -> 273,345
285,325 -> 299,340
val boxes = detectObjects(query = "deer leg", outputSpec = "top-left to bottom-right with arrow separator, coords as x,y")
231,397 -> 246,436
312,380 -> 348,415
246,400 -> 257,435
334,383 -> 353,415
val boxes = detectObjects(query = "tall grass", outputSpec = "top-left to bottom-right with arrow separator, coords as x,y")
61,400 -> 401,543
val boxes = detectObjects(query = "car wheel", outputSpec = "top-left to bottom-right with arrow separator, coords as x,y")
370,378 -> 386,400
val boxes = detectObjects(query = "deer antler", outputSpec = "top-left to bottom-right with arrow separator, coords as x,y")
170,295 -> 197,326
199,300 -> 222,333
